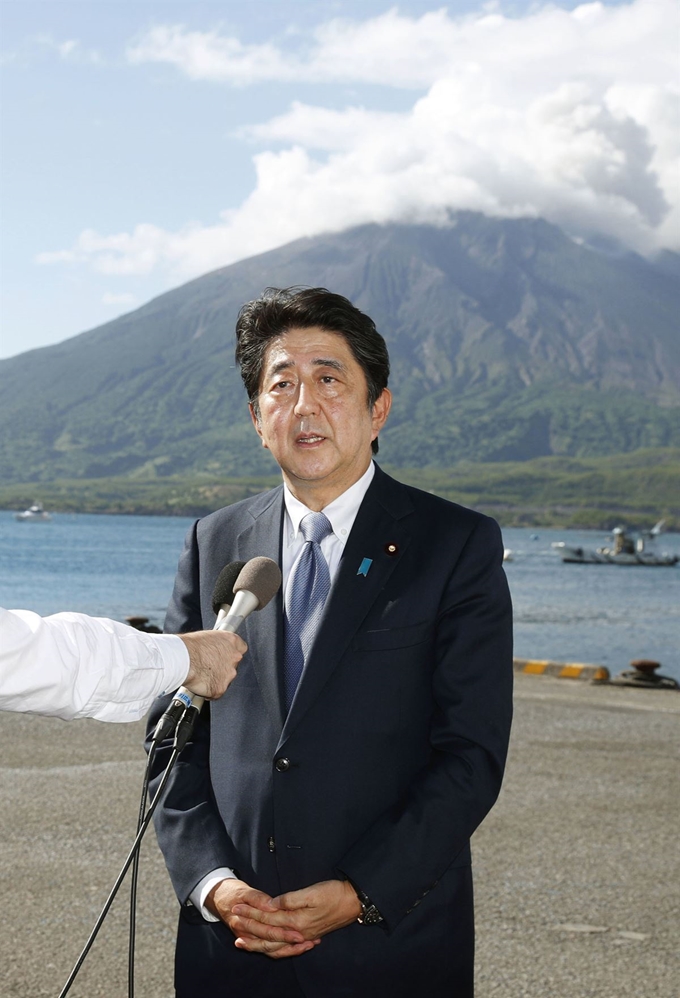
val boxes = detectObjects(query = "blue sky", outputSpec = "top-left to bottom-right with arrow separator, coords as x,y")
1,0 -> 676,359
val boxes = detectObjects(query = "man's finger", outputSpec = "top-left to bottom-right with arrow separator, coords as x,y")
269,887 -> 315,910
231,902 -> 300,927
233,935 -> 318,959
229,915 -> 305,943
237,890 -> 278,912
206,879 -> 276,923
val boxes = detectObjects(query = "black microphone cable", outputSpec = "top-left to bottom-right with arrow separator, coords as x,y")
57,704 -> 201,998
127,684 -> 200,998
127,737 -> 156,998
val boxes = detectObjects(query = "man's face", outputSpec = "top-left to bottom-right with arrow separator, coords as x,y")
250,326 -> 391,506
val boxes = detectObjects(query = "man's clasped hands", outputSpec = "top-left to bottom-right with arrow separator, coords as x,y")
206,878 -> 363,958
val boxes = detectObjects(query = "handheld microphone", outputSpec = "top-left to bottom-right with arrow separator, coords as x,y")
151,561 -> 245,743
156,557 -> 283,733
215,556 -> 282,633
212,560 -> 246,629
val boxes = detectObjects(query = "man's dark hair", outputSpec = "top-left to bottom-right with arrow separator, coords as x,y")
235,287 -> 390,454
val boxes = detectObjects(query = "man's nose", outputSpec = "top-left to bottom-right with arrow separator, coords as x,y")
293,381 -> 319,416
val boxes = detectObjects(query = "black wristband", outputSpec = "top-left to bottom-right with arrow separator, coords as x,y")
354,886 -> 384,925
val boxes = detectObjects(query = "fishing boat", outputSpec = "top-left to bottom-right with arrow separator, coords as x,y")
552,521 -> 678,566
15,502 -> 52,522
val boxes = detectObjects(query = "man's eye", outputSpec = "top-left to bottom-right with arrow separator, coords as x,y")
274,380 -> 291,389
320,376 -> 336,384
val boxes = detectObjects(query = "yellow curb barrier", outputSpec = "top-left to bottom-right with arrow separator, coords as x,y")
513,658 -> 610,682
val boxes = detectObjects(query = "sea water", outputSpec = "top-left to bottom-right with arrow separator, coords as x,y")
1,511 -> 678,682
503,527 -> 679,682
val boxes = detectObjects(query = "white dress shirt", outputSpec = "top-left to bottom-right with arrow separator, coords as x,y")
0,607 -> 189,722
190,461 -> 376,918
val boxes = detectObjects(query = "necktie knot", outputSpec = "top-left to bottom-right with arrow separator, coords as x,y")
299,511 -> 333,545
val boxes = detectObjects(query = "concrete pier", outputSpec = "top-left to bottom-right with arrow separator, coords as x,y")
1,673 -> 678,997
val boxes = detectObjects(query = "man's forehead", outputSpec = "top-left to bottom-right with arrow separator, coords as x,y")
262,327 -> 352,370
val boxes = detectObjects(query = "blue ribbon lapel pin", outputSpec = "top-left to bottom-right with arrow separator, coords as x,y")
357,557 -> 373,577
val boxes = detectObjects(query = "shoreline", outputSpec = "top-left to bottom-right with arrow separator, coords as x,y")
2,501 -> 677,532
1,448 -> 678,530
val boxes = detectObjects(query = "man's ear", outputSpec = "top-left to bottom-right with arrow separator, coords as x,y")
371,388 -> 392,440
249,402 -> 268,449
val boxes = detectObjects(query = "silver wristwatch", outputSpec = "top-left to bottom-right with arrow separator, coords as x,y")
355,888 -> 384,925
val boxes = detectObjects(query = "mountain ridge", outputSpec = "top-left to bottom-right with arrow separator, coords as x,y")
1,213 -> 678,482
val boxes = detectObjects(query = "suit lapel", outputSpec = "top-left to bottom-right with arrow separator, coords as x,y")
235,487 -> 286,732
279,467 -> 414,746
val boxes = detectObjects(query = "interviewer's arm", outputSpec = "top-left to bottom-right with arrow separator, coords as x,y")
0,607 -> 244,722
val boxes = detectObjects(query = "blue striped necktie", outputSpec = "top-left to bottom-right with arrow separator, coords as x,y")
283,511 -> 333,712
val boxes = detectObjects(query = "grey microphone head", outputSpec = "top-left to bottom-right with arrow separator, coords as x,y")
211,561 -> 246,614
233,556 -> 282,609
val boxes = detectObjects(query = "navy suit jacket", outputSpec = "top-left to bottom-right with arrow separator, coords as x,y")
147,464 -> 513,998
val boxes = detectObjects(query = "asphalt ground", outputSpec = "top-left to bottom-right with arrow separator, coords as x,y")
1,673 -> 678,998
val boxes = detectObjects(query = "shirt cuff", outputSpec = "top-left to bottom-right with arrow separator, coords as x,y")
188,868 -> 237,921
157,634 -> 190,694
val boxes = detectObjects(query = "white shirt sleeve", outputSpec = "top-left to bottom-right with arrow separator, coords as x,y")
189,868 -> 238,921
0,607 -> 189,722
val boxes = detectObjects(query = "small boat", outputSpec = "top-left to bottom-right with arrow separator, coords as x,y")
503,548 -> 514,562
552,521 -> 678,567
15,502 -> 52,522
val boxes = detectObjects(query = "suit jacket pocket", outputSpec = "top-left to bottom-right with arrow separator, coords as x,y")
352,620 -> 433,652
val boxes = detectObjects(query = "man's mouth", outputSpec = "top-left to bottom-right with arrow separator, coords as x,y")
296,433 -> 325,446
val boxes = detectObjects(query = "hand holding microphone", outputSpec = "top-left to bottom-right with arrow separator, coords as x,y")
178,630 -> 247,700
177,559 -> 248,702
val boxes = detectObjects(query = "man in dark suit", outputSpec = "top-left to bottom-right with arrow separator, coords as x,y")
148,287 -> 513,998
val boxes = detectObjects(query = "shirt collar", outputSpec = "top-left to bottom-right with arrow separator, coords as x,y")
283,461 -> 375,543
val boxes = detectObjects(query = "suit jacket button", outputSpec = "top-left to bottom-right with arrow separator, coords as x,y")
274,757 -> 291,772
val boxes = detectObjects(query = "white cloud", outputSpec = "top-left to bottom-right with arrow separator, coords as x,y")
58,39 -> 78,59
41,0 -> 679,283
34,35 -> 102,64
126,2 -> 676,92
126,24 -> 296,85
125,9 -> 469,88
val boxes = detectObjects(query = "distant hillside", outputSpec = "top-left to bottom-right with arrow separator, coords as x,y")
1,214 -> 679,482
1,449 -> 677,531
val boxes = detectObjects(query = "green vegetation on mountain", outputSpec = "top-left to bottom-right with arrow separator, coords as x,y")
1,215 -> 678,483
382,381 -> 680,464
2,449 -> 677,530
